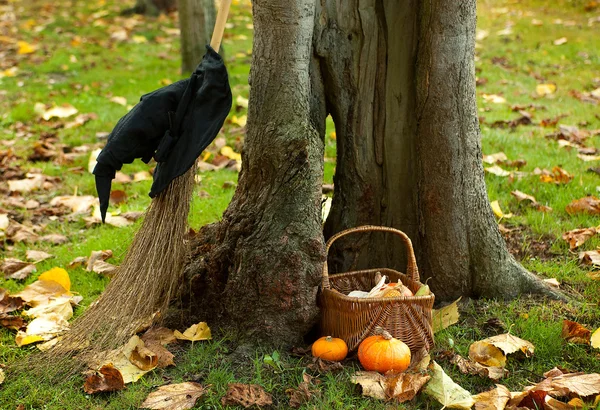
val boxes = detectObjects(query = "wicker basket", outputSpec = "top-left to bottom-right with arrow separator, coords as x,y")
319,226 -> 435,353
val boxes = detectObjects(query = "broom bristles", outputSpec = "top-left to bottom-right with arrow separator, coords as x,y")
29,167 -> 196,376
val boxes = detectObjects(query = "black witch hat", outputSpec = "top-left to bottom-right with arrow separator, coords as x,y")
93,45 -> 232,222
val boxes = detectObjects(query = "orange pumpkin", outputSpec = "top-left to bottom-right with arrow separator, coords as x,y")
384,289 -> 402,298
358,327 -> 411,373
312,336 -> 348,361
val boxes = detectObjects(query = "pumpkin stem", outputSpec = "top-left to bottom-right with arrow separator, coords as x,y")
373,326 -> 393,340
325,336 -> 332,342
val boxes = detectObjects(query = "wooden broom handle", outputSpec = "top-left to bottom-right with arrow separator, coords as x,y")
210,0 -> 233,52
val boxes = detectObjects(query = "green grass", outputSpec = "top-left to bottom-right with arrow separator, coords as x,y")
1,0 -> 600,408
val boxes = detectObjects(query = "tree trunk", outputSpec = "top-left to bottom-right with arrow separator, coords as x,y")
179,0 -> 217,74
183,0 -> 324,346
183,0 -> 560,347
126,0 -> 177,15
315,0 -> 560,301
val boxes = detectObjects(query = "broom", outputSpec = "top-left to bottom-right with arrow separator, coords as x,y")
31,0 -> 234,375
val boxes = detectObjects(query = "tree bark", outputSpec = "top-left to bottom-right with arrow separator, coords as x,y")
184,0 -> 324,345
179,0 -> 217,74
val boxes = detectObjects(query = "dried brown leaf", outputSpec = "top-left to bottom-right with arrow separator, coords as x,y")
469,341 -> 507,368
473,384 -> 511,410
83,364 -> 125,394
221,383 -> 273,408
1,258 -> 31,275
140,382 -> 207,410
25,250 -> 53,263
566,197 -> 600,215
551,373 -> 600,397
351,370 -> 430,403
0,289 -> 24,314
144,340 -> 175,368
561,320 -> 591,344
451,354 -> 508,380
5,264 -> 36,280
579,250 -> 600,267
306,357 -> 344,373
142,327 -> 177,346
484,333 -> 535,357
562,228 -> 597,250
0,313 -> 26,330
287,373 -> 319,408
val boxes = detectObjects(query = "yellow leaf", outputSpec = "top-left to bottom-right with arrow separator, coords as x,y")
482,94 -> 506,104
468,341 -> 507,367
38,267 -> 71,292
174,322 -> 211,341
423,361 -> 475,409
141,382 -> 207,409
221,146 -> 242,161
159,78 -> 172,86
591,328 -> 600,349
484,333 -> 535,356
132,35 -> 147,43
231,115 -> 247,127
15,334 -> 45,347
101,336 -> 158,384
431,298 -> 461,333
0,67 -> 18,78
17,41 -> 35,54
41,104 -> 78,121
491,201 -> 513,219
536,83 -> 556,96
472,384 -> 511,410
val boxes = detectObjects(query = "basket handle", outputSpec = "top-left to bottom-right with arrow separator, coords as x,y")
322,225 -> 419,289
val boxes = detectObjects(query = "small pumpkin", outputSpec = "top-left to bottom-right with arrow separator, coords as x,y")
384,289 -> 402,298
312,336 -> 348,361
358,327 -> 411,373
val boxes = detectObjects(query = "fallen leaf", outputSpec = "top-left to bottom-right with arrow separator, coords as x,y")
15,313 -> 69,346
579,250 -> 600,267
566,197 -> 600,215
0,368 -> 4,385
133,171 -> 152,181
483,333 -> 535,357
537,83 -> 557,96
0,289 -> 24,314
472,384 -> 511,410
561,320 -> 591,345
50,195 -> 97,213
86,250 -> 113,272
519,389 -> 548,409
544,278 -> 561,288
83,364 -> 125,394
64,112 -> 98,129
14,278 -> 70,307
554,37 -> 568,45
0,314 -> 26,330
140,382 -> 207,409
17,40 -> 35,54
143,341 -> 175,368
1,258 -> 31,275
141,327 -> 177,346
23,295 -> 74,321
68,256 -> 88,268
41,104 -> 78,121
38,267 -> 71,292
306,357 -> 344,373
511,190 -> 552,212
221,146 -> 242,161
110,190 -> 128,204
6,221 -> 39,244
110,96 -> 127,106
469,341 -> 507,368
103,336 -> 158,383
562,228 -> 598,250
174,322 -> 211,341
551,373 -> 600,397
423,361 -> 475,409
287,373 -> 320,408
450,354 -> 507,380
485,165 -> 511,177
432,298 -> 461,333
539,167 -> 572,185
90,260 -> 117,276
7,174 -> 44,192
351,370 -> 431,403
5,264 -> 36,280
592,328 -> 600,349
221,383 -> 273,408
230,115 -> 247,127
39,234 -> 68,245
491,201 -> 513,218
483,94 -> 506,104
236,95 -> 249,109
25,250 -> 53,263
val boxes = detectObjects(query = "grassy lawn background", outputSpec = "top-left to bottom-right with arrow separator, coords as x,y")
1,0 -> 599,408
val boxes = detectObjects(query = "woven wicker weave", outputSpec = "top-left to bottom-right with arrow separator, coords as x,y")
320,226 -> 435,353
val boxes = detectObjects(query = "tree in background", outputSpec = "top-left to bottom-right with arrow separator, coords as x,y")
179,0 -> 217,73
